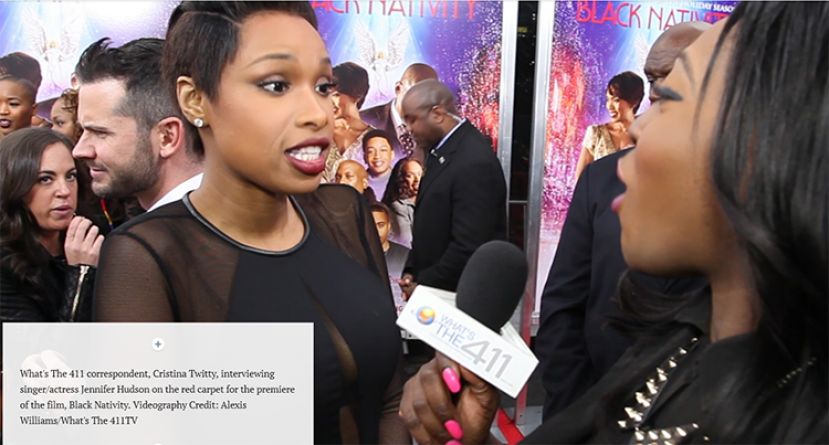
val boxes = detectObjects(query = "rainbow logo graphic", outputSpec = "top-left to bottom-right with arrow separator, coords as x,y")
416,307 -> 436,325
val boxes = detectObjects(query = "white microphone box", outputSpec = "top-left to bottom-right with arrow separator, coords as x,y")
397,285 -> 538,398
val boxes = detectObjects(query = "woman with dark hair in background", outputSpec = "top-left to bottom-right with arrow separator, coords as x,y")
574,70 -> 644,179
92,2 -> 407,443
0,128 -> 103,322
50,88 -> 82,143
399,3 -> 827,444
323,61 -> 374,182
381,157 -> 422,248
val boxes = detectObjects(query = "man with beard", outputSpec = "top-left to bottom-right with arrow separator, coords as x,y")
73,38 -> 202,212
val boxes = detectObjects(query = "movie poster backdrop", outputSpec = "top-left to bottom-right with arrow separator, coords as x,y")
529,1 -> 737,312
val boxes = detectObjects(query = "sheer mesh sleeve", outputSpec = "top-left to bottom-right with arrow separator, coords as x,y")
93,232 -> 176,321
297,184 -> 390,287
377,356 -> 409,444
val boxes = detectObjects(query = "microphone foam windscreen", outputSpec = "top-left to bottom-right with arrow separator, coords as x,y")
455,240 -> 528,331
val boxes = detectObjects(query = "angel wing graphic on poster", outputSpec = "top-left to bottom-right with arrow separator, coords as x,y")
21,6 -> 84,92
355,20 -> 411,97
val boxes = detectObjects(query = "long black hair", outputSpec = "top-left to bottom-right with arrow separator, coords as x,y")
0,128 -> 79,316
705,2 -> 827,439
381,157 -> 421,205
613,3 -> 827,441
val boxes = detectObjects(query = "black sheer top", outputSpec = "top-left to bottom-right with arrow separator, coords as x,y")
93,185 -> 407,444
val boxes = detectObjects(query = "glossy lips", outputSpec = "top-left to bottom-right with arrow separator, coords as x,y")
285,138 -> 329,176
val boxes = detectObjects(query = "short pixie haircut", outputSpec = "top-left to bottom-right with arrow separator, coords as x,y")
162,1 -> 318,155
0,52 -> 42,91
0,74 -> 36,103
607,71 -> 645,113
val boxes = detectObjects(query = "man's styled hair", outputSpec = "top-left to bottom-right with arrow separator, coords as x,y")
75,38 -> 192,154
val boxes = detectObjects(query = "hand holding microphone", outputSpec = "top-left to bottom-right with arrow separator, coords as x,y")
401,351 -> 500,445
397,241 -> 530,445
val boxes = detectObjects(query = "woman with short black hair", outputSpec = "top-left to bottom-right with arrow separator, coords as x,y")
93,2 -> 407,443
574,71 -> 644,179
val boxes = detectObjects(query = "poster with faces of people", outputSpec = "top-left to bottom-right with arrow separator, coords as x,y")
0,0 -> 511,309
315,1 -> 505,200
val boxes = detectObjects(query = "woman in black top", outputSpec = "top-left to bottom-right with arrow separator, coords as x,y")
92,2 -> 408,443
1,128 -> 103,321
399,3 -> 828,444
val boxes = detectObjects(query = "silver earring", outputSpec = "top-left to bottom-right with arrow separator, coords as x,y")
193,117 -> 205,128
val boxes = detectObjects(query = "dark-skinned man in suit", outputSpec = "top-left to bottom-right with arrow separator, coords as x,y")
398,79 -> 506,298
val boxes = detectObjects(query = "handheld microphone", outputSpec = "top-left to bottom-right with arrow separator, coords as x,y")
455,240 -> 528,331
397,241 -> 537,397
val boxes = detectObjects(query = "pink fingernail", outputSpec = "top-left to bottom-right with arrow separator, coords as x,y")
446,440 -> 462,445
444,419 -> 464,440
441,367 -> 461,393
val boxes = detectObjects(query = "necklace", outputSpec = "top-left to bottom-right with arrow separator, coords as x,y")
776,356 -> 817,388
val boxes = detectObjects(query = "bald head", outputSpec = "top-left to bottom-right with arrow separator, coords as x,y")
402,79 -> 458,116
394,63 -> 438,114
401,63 -> 438,85
400,79 -> 461,149
644,21 -> 711,103
335,160 -> 369,193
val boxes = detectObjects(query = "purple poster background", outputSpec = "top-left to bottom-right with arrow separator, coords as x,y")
0,1 -> 177,102
313,0 -> 504,149
0,1 -> 504,150
534,0 -> 736,304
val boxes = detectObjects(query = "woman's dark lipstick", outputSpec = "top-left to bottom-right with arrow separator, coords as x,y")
285,137 -> 330,176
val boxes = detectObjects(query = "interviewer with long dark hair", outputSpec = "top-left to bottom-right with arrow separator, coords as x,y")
399,3 -> 828,443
